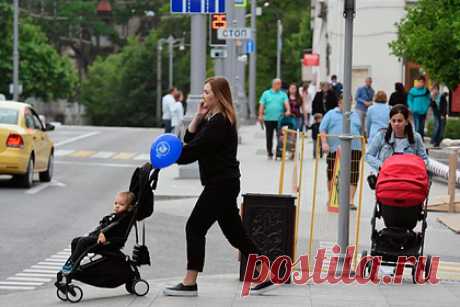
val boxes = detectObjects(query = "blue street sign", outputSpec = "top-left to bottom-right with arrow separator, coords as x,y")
171,0 -> 226,14
246,39 -> 255,54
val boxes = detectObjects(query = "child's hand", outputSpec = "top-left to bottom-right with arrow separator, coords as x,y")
97,232 -> 107,245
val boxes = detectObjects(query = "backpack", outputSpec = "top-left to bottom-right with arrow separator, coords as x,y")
376,154 -> 429,207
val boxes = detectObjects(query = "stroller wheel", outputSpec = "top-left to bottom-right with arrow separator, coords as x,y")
125,281 -> 134,294
133,279 -> 149,296
66,285 -> 83,303
56,287 -> 68,301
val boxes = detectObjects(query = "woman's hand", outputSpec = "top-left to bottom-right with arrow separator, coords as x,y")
197,100 -> 209,118
97,232 -> 107,245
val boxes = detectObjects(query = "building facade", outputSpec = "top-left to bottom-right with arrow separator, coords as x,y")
310,0 -> 417,96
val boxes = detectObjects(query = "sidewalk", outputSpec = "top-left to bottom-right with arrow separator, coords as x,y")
2,124 -> 460,306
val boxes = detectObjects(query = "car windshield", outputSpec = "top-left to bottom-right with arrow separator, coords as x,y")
0,107 -> 19,125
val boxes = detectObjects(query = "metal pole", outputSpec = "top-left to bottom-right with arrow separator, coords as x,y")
249,0 -> 257,119
156,41 -> 163,126
13,0 -> 19,101
168,35 -> 174,89
276,19 -> 282,79
338,0 -> 355,270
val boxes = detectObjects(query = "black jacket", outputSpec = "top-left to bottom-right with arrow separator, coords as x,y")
312,90 -> 338,115
431,93 -> 448,117
89,211 -> 133,247
389,91 -> 407,106
177,113 -> 240,186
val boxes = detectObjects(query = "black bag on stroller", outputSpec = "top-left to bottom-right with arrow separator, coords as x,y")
55,163 -> 159,303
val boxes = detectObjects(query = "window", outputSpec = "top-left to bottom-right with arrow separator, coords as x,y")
31,110 -> 44,130
0,108 -> 19,125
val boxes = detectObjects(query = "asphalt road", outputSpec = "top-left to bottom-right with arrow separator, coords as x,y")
0,125 -> 234,295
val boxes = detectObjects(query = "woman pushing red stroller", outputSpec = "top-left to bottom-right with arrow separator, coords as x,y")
364,104 -> 431,282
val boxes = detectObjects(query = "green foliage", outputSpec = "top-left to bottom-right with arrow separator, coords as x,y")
0,1 -> 78,101
256,1 -> 312,96
390,0 -> 460,89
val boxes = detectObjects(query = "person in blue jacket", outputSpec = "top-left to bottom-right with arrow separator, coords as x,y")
407,76 -> 431,140
366,90 -> 390,145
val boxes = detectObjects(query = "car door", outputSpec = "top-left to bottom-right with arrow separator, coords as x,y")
30,110 -> 48,170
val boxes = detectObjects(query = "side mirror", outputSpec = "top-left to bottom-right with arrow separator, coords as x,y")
45,123 -> 55,131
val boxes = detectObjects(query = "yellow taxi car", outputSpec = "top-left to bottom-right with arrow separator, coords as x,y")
0,101 -> 55,188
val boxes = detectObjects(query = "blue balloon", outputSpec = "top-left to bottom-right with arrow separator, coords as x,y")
150,133 -> 183,169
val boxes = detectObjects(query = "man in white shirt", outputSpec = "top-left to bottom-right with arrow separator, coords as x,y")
171,90 -> 185,138
162,87 -> 177,133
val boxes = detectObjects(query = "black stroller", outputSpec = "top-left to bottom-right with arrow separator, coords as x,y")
361,154 -> 432,283
55,163 -> 159,303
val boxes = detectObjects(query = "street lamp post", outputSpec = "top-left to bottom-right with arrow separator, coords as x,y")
249,0 -> 257,119
12,0 -> 20,101
276,18 -> 283,79
337,0 -> 355,272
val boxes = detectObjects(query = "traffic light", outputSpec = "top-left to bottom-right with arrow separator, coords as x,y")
210,13 -> 227,46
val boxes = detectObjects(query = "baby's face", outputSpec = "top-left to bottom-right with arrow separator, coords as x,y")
113,194 -> 129,214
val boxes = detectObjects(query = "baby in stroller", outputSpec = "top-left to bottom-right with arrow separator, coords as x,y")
61,191 -> 136,274
55,162 -> 158,303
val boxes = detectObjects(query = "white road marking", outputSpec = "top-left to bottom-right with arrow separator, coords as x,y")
8,277 -> 51,282
37,262 -> 64,266
23,269 -> 59,274
91,151 -> 115,159
0,286 -> 35,290
55,131 -> 100,147
50,255 -> 69,259
25,180 -> 66,195
45,258 -> 66,263
15,273 -> 56,278
134,154 -> 150,161
31,265 -> 62,270
0,281 -> 43,286
56,251 -> 71,255
55,161 -> 138,168
54,149 -> 75,157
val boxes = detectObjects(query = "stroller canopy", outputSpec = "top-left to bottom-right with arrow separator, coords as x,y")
376,154 -> 429,207
129,162 -> 158,221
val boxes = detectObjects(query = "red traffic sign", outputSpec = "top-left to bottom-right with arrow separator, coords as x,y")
303,53 -> 319,66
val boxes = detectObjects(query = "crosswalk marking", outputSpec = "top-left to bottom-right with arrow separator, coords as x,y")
91,151 -> 115,159
134,154 -> 150,161
8,277 -> 51,282
54,149 -> 75,157
69,150 -> 97,158
15,273 -> 56,278
37,262 -> 64,266
0,286 -> 35,290
31,265 -> 62,270
0,281 -> 43,286
113,152 -> 137,160
23,269 -> 59,274
45,258 -> 66,263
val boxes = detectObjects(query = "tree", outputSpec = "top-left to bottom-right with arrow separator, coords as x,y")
390,0 -> 460,89
0,1 -> 78,101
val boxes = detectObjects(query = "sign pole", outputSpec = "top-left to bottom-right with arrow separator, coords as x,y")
338,0 -> 355,273
249,0 -> 256,119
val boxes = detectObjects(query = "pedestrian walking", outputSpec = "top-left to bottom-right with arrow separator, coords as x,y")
163,77 -> 276,296
299,81 -> 314,129
366,104 -> 428,171
324,82 -> 339,112
366,90 -> 390,145
407,76 -> 431,140
311,82 -> 327,116
171,90 -> 185,138
320,94 -> 362,209
388,82 -> 407,106
162,87 -> 177,133
311,113 -> 323,159
355,77 -> 375,137
430,84 -> 448,147
258,78 -> 291,159
287,83 -> 304,131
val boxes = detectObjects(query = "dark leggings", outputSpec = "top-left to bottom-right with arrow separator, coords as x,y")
70,236 -> 97,263
264,120 -> 279,156
185,179 -> 260,272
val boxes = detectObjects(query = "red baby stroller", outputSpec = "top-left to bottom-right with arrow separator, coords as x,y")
361,154 -> 432,283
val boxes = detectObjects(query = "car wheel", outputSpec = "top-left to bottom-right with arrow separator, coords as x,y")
18,158 -> 34,188
39,153 -> 54,182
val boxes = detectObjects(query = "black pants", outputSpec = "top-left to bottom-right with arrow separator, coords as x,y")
69,236 -> 97,263
264,120 -> 279,156
185,179 -> 260,272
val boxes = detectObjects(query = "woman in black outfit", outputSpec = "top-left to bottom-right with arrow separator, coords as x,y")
163,77 -> 274,297
388,82 -> 407,106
